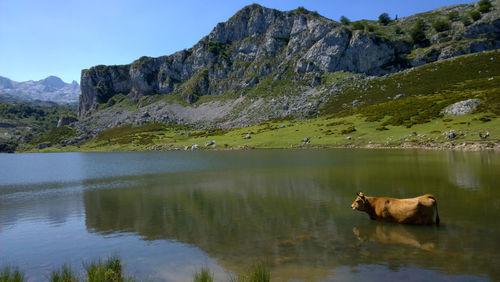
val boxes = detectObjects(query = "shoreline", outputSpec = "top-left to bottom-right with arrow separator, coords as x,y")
26,140 -> 498,153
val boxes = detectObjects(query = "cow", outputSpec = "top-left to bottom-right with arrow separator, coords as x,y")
351,192 -> 440,225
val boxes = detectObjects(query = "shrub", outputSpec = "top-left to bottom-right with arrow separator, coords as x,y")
340,16 -> 350,25
469,10 -> 481,21
341,126 -> 356,134
378,13 -> 391,25
433,18 -> 451,32
447,10 -> 460,21
461,16 -> 472,26
410,19 -> 427,44
478,0 -> 492,13
351,21 -> 365,30
366,25 -> 375,32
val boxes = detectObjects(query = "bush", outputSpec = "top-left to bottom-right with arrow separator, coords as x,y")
447,10 -> 460,21
433,18 -> 451,32
340,16 -> 350,25
366,25 -> 375,32
469,10 -> 481,21
478,0 -> 492,13
461,16 -> 472,26
341,126 -> 356,134
410,19 -> 427,44
351,21 -> 365,30
378,13 -> 391,25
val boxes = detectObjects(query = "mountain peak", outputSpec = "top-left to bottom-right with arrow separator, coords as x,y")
40,76 -> 65,89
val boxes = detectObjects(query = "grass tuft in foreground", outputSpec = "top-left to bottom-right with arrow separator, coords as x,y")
84,256 -> 128,282
0,266 -> 24,282
229,262 -> 270,282
193,267 -> 213,282
50,265 -> 78,282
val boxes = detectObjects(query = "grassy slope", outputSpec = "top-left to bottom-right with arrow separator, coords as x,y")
27,50 -> 500,152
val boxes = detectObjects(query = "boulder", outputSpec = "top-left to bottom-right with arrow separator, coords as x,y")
442,99 -> 480,116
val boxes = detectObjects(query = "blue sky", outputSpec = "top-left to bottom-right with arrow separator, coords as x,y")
0,0 -> 476,83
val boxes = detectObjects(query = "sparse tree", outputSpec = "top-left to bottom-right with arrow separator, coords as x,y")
378,13 -> 391,25
447,10 -> 460,21
340,15 -> 350,25
433,18 -> 451,32
410,19 -> 427,44
469,9 -> 481,21
478,0 -> 492,13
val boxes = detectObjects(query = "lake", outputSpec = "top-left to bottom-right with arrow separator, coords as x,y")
0,149 -> 499,281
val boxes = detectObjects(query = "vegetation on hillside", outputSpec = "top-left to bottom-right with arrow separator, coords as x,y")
21,49 -> 500,153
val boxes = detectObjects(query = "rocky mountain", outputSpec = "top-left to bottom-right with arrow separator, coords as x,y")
0,75 -> 80,104
78,1 -> 500,134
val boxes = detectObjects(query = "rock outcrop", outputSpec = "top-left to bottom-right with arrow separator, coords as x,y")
78,2 -> 500,130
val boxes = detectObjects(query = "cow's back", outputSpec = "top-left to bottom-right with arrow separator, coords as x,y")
375,195 -> 436,224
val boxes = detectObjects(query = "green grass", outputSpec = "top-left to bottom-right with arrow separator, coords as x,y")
193,267 -> 213,282
28,126 -> 77,145
50,265 -> 78,282
84,256 -> 127,282
229,263 -> 270,282
0,266 -> 24,282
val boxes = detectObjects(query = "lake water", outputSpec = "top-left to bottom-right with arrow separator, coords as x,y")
0,150 -> 499,281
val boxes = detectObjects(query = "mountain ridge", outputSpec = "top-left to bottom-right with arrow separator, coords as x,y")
77,1 -> 498,133
0,75 -> 80,104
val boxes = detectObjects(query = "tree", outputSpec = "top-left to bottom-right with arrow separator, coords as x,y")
478,0 -> 492,13
378,13 -> 391,25
447,10 -> 460,21
410,19 -> 427,44
469,9 -> 481,21
340,16 -> 350,25
433,18 -> 451,32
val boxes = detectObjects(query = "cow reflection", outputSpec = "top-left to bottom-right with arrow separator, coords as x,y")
353,223 -> 436,251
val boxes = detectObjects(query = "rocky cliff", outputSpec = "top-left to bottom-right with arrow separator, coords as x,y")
78,2 -> 500,132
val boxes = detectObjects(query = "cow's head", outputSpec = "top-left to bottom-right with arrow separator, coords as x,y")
351,192 -> 368,211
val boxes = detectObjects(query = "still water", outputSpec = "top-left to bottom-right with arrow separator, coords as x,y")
0,150 -> 499,281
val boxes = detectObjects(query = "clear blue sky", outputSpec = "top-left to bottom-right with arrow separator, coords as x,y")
0,0 -> 476,83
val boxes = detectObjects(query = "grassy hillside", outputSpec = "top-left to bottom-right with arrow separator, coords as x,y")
0,102 -> 77,152
25,50 -> 500,152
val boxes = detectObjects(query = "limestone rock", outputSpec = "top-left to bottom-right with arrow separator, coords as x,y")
442,99 -> 480,116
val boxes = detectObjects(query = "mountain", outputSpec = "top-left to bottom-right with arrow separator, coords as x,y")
0,75 -> 80,104
77,1 -> 500,134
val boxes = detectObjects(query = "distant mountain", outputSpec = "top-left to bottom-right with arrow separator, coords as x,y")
0,75 -> 80,104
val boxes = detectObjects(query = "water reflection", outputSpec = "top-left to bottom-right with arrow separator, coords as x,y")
353,223 -> 437,251
83,165 -> 500,280
1,150 -> 499,281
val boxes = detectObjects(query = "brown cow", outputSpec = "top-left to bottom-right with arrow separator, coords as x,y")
351,192 -> 440,225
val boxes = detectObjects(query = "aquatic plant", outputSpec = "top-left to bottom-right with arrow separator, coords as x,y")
193,267 -> 213,282
50,265 -> 78,282
84,256 -> 124,282
0,266 -> 24,282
